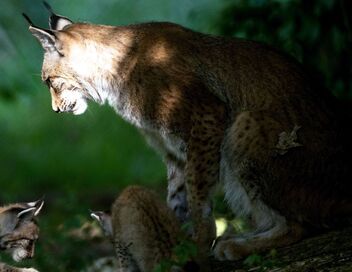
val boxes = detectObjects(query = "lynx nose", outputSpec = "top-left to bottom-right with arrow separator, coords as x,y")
52,105 -> 61,113
52,103 -> 61,113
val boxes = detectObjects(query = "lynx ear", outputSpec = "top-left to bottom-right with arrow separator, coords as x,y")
90,211 -> 113,237
28,199 -> 44,216
43,1 -> 73,30
23,13 -> 60,54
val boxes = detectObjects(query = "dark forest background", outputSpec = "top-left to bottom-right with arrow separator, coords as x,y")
0,0 -> 351,271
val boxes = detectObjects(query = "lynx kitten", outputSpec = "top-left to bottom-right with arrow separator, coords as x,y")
91,186 -> 198,272
0,199 -> 43,272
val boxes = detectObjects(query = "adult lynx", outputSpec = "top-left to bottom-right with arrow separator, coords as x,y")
24,3 -> 352,261
0,199 -> 43,272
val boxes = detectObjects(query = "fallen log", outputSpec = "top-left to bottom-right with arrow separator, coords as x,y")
211,227 -> 352,271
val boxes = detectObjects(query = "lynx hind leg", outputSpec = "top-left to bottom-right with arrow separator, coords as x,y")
215,111 -> 304,260
166,159 -> 189,223
213,200 -> 303,261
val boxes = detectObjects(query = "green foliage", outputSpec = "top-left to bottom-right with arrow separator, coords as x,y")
215,0 -> 352,99
172,239 -> 198,265
243,249 -> 279,271
153,238 -> 198,272
153,221 -> 198,272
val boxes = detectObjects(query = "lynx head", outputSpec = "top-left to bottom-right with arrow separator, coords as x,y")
0,199 -> 44,262
23,3 -> 121,115
90,211 -> 113,238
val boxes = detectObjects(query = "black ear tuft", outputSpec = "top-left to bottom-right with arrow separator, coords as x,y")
43,1 -> 73,30
22,13 -> 34,27
23,11 -> 59,53
43,1 -> 54,13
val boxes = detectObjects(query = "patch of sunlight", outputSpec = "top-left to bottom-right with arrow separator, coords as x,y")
229,217 -> 247,233
216,217 -> 248,237
215,217 -> 227,237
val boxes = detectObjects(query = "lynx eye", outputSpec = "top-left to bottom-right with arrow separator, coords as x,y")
44,78 -> 52,87
1,241 -> 9,247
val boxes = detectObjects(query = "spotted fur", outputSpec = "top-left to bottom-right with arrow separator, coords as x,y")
91,186 -> 194,272
26,5 -> 352,261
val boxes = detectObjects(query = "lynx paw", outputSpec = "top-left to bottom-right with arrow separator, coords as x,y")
21,268 -> 39,272
213,238 -> 249,261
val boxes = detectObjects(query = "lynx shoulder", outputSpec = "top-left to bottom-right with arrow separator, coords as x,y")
26,3 -> 352,261
91,186 -> 197,272
0,200 -> 43,272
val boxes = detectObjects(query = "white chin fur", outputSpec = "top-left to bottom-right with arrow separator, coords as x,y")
12,248 -> 27,262
72,99 -> 88,115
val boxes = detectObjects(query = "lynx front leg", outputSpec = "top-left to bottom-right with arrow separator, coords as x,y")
185,109 -> 226,254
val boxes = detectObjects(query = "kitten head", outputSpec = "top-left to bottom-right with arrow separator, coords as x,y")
0,199 -> 44,262
90,211 -> 113,238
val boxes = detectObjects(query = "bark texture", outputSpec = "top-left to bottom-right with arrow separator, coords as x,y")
211,227 -> 352,272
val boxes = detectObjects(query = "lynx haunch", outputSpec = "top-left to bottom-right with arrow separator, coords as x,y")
24,3 -> 352,262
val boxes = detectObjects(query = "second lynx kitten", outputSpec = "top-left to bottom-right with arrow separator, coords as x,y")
0,199 -> 44,272
91,186 -> 198,272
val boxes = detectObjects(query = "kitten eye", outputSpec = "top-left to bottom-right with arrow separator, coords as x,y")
1,241 -> 9,247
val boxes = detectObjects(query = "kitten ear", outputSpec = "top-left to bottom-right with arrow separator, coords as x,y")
43,1 -> 73,30
23,13 -> 59,54
17,207 -> 36,218
17,199 -> 44,218
90,211 -> 113,237
28,198 -> 45,216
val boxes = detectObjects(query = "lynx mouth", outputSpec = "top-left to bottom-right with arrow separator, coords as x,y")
54,95 -> 88,115
12,248 -> 28,262
71,99 -> 88,115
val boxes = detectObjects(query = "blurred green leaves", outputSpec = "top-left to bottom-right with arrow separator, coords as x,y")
215,0 -> 352,99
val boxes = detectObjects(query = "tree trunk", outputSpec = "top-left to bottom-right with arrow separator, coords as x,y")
211,227 -> 352,271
